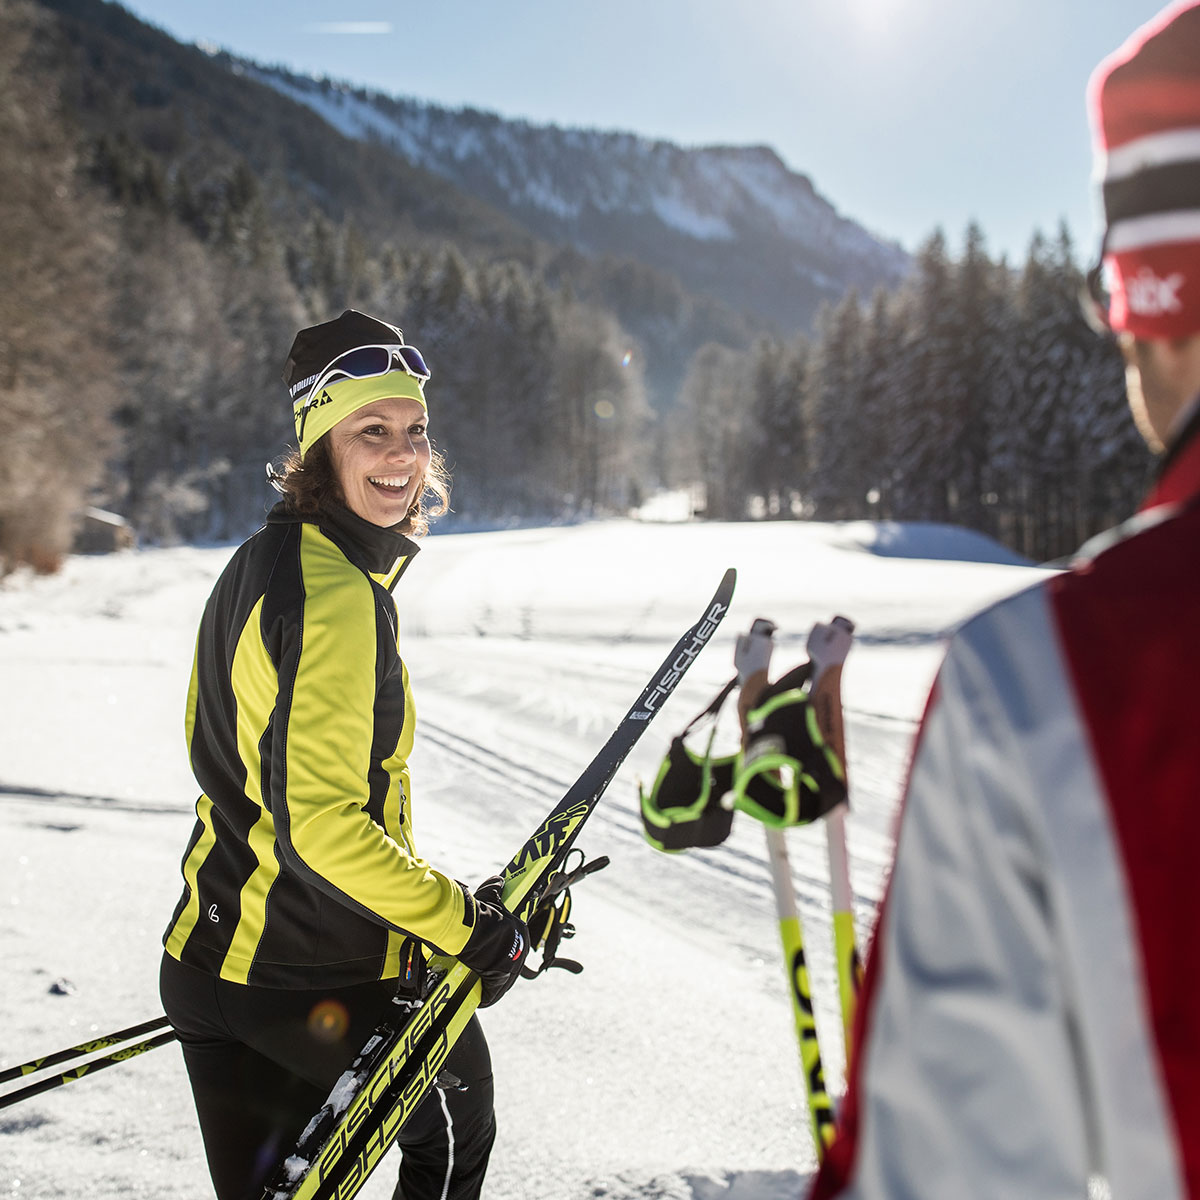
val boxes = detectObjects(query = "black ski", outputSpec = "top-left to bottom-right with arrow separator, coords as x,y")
263,567 -> 736,1200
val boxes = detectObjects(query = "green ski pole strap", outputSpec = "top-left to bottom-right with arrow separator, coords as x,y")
732,662 -> 847,829
639,676 -> 738,852
639,657 -> 850,846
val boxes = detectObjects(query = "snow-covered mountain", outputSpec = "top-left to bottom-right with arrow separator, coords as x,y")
243,66 -> 910,331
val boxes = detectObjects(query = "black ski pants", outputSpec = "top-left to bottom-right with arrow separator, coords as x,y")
160,953 -> 496,1200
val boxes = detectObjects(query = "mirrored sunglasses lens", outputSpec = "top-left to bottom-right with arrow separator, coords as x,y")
396,345 -> 430,379
332,346 -> 393,378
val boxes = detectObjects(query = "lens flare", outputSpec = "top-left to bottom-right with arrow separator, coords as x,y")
307,999 -> 350,1042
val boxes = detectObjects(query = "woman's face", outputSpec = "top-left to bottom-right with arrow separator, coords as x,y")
325,396 -> 431,527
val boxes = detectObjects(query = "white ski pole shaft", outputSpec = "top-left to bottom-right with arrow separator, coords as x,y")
807,617 -> 860,1058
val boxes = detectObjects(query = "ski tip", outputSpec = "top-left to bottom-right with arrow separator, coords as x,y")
711,567 -> 736,609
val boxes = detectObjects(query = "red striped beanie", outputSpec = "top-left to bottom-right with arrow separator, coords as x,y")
1089,1 -> 1200,338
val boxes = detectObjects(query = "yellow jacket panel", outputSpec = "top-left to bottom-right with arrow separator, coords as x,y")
164,501 -> 473,987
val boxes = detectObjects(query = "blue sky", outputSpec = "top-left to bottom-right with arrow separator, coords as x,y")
117,0 -> 1170,264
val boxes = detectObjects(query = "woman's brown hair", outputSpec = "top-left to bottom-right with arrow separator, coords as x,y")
273,437 -> 451,537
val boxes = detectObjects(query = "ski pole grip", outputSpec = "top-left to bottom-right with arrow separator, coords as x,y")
807,616 -> 855,679
735,617 -> 776,685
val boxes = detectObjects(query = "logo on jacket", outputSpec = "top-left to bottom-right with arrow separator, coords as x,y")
207,903 -> 220,924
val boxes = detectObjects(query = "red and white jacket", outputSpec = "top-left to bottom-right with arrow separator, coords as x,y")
810,420 -> 1200,1199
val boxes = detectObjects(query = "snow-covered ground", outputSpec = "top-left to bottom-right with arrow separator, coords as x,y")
0,518 -> 1053,1199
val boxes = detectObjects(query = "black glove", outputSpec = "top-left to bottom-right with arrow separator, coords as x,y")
457,876 -> 530,1007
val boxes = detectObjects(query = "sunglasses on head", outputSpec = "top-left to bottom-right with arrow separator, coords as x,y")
296,343 -> 431,440
314,343 -> 430,391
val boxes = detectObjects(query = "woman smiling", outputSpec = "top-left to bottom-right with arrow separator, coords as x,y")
160,309 -> 527,1200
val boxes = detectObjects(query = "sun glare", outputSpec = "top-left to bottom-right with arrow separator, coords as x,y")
846,0 -> 908,37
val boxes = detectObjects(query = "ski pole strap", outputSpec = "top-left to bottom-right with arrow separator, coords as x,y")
521,849 -> 609,980
639,676 -> 738,852
540,848 -> 610,903
733,663 -> 847,829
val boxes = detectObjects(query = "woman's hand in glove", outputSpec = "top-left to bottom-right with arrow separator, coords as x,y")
457,877 -> 530,1007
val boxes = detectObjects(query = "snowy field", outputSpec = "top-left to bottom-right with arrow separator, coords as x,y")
0,517 -> 1053,1199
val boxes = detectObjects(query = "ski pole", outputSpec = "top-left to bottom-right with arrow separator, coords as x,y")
0,1027 -> 177,1109
0,1014 -> 173,1086
826,806 -> 860,1056
806,618 -> 862,1058
763,813 -> 837,1159
735,619 -> 836,1161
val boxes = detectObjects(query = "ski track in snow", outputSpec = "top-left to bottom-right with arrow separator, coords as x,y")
0,519 -> 1051,1199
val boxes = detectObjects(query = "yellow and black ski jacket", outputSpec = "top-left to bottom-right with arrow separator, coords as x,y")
163,501 -> 473,988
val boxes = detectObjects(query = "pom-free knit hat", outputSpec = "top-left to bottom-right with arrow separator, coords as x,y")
282,310 -> 428,457
1089,1 -> 1200,339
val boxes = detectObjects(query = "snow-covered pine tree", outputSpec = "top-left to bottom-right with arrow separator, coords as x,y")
1005,227 -> 1104,559
675,342 -> 750,520
745,334 -> 807,518
855,286 -> 902,521
805,290 -> 865,520
945,223 -> 1006,533
884,230 -> 957,523
548,303 -> 650,517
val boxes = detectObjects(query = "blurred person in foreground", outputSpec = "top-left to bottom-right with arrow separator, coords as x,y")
159,310 -> 528,1200
809,5 -> 1200,1197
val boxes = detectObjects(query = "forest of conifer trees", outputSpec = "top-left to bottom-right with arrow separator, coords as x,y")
675,225 -> 1154,563
0,0 -> 1155,573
